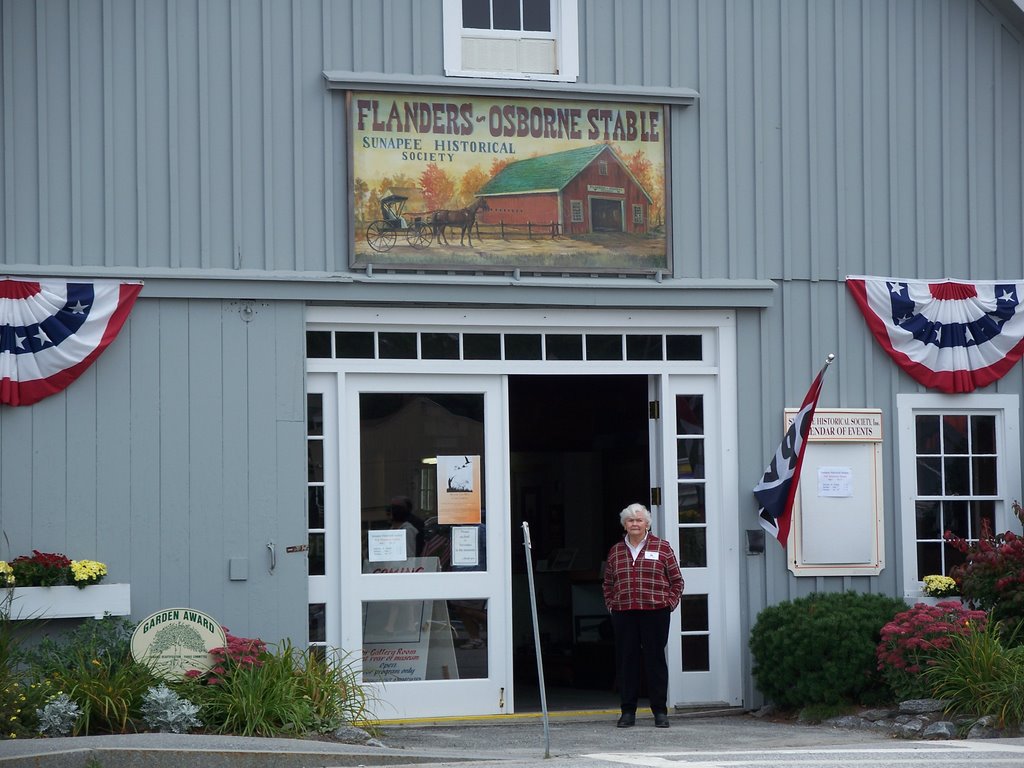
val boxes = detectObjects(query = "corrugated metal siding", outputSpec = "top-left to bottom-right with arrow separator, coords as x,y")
0,298 -> 307,643
1,0 -> 1020,281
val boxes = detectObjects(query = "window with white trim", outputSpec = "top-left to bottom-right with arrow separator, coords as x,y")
897,394 -> 1021,598
570,200 -> 583,222
632,204 -> 644,225
443,0 -> 579,81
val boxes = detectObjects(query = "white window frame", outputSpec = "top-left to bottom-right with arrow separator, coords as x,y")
443,0 -> 580,82
896,393 -> 1021,600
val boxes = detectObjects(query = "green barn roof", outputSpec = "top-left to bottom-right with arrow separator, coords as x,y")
478,144 -> 612,196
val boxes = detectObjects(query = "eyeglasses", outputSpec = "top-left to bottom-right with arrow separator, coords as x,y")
624,518 -> 645,524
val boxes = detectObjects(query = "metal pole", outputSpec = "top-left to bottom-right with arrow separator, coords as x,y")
522,521 -> 551,759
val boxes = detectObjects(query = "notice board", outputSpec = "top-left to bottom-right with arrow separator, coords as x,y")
784,408 -> 885,576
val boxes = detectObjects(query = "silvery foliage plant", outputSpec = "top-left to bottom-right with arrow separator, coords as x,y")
141,685 -> 203,733
36,693 -> 81,737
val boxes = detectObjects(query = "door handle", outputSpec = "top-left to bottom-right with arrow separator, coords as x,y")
267,541 -> 276,574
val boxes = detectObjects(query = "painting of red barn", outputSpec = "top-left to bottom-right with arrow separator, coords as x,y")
476,144 -> 653,237
350,91 -> 668,274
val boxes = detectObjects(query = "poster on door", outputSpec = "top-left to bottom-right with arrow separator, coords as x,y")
361,557 -> 459,682
437,455 -> 482,524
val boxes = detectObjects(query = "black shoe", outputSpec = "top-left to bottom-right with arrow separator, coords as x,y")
654,713 -> 670,728
616,712 -> 636,728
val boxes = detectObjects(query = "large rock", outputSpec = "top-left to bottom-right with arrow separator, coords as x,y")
899,699 -> 947,715
858,708 -> 896,721
893,718 -> 926,738
922,721 -> 958,740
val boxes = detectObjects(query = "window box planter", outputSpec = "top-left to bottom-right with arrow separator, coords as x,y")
4,583 -> 130,620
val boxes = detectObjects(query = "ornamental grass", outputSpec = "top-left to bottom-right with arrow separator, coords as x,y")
924,621 -> 1024,728
176,636 -> 366,737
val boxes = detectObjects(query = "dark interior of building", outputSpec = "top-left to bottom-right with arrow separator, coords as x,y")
508,374 -> 650,711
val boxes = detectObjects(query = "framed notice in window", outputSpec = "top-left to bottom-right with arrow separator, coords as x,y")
349,91 -> 669,274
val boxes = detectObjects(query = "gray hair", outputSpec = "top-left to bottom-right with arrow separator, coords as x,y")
619,503 -> 651,526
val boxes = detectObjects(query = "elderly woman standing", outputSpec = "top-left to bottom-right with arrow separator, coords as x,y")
602,502 -> 684,728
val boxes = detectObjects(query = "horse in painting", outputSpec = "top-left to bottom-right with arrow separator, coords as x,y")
431,198 -> 490,247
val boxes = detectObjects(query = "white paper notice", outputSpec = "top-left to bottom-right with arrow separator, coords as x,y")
368,529 -> 408,562
818,466 -> 853,498
451,526 -> 480,567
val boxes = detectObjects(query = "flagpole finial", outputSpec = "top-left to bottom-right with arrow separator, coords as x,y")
825,353 -> 835,365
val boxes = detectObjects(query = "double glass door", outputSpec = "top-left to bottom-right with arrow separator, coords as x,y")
339,374 -> 509,719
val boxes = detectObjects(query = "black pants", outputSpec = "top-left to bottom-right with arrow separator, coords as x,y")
611,608 -> 671,715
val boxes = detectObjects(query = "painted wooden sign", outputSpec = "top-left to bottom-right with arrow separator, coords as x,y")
350,91 -> 669,273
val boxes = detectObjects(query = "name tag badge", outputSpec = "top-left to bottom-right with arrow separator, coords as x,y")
644,550 -> 659,561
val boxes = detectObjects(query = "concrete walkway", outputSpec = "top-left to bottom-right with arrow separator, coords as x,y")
2,708 -> 1021,768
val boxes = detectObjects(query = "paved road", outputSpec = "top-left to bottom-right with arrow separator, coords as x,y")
374,713 -> 1024,768
3,712 -> 1023,767
372,743 -> 1024,768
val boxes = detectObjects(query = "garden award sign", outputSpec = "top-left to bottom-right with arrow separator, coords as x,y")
131,607 -> 226,680
350,91 -> 669,273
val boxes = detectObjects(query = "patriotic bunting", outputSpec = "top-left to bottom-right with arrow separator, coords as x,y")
754,357 -> 832,548
0,277 -> 142,406
847,276 -> 1024,394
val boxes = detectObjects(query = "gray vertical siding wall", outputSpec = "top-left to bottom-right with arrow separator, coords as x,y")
0,298 -> 308,642
4,1 -> 1019,279
1,0 -> 1023,675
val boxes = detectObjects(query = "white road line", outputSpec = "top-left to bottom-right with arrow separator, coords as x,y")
585,743 -> 1024,767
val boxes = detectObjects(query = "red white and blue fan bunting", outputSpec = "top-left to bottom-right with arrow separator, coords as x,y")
0,277 -> 142,406
847,276 -> 1024,394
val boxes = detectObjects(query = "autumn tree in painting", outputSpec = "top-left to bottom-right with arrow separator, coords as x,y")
420,163 -> 456,211
459,166 -> 490,206
353,178 -> 370,223
621,147 -> 664,229
489,157 -> 514,178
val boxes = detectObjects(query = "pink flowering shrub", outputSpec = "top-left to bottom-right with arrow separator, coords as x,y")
946,507 -> 1024,628
876,601 -> 987,700
183,630 -> 267,686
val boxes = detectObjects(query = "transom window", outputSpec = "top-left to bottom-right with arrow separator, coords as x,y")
307,329 -> 703,363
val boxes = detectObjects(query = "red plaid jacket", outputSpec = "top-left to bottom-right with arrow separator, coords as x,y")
602,534 -> 684,612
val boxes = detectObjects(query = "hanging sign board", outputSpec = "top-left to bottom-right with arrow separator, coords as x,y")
349,91 -> 669,274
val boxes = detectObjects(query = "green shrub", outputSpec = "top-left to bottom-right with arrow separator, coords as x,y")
750,591 -> 908,708
20,617 -> 155,734
19,616 -> 135,673
0,617 -> 53,739
924,621 -> 1024,728
875,601 -> 988,700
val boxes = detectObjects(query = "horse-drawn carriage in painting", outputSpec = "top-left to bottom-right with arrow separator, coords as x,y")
365,194 -> 491,252
364,194 -> 433,252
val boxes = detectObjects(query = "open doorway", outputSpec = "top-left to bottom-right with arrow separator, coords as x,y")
509,374 -> 650,712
